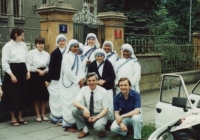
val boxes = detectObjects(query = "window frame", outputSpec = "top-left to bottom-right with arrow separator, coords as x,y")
88,0 -> 97,15
0,0 -> 24,20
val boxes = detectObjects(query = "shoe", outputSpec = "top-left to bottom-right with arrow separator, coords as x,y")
36,117 -> 42,122
78,131 -> 89,138
42,116 -> 49,122
11,121 -> 20,126
98,131 -> 106,137
65,127 -> 78,133
56,122 -> 62,126
18,120 -> 28,125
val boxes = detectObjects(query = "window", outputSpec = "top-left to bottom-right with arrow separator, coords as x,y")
0,0 -> 23,19
160,75 -> 191,109
87,0 -> 97,15
43,0 -> 50,4
0,0 -> 7,16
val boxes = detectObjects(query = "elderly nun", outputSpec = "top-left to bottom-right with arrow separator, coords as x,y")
114,44 -> 141,93
102,41 -> 119,67
45,34 -> 67,125
83,33 -> 100,64
60,39 -> 84,132
87,49 -> 115,120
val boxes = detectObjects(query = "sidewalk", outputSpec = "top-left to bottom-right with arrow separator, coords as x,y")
0,83 -> 196,140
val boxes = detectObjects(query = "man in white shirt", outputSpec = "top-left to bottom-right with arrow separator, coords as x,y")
72,72 -> 110,138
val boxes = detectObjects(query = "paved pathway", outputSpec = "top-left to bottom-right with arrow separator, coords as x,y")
0,83 -> 196,140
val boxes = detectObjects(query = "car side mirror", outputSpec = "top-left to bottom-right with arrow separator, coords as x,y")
172,97 -> 188,112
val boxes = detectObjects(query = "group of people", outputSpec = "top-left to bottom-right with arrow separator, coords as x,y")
0,27 -> 142,140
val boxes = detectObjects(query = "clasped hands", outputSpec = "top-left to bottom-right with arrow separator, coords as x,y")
97,79 -> 106,86
36,69 -> 46,76
83,108 -> 98,123
116,115 -> 128,132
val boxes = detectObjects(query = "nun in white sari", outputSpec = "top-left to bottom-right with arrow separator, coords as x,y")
102,41 -> 119,67
114,44 -> 141,94
47,34 -> 67,125
83,33 -> 100,63
60,39 -> 84,131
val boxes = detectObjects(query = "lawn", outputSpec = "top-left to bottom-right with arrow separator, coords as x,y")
108,123 -> 156,140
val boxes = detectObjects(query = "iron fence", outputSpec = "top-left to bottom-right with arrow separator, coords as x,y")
125,36 -> 199,73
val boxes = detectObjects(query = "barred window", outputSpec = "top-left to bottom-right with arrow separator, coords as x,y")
43,0 -> 51,4
0,0 -> 23,19
87,0 -> 97,15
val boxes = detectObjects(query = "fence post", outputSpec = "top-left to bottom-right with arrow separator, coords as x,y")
192,32 -> 200,69
97,12 -> 127,56
37,3 -> 77,53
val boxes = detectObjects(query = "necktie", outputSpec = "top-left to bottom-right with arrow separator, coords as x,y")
89,91 -> 94,115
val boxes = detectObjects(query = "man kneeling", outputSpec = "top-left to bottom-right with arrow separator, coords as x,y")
72,72 -> 109,138
111,77 -> 143,140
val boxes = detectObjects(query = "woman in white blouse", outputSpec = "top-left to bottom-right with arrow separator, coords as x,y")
28,36 -> 50,122
1,27 -> 31,126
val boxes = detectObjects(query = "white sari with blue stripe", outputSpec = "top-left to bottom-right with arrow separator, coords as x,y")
60,51 -> 83,128
114,57 -> 141,93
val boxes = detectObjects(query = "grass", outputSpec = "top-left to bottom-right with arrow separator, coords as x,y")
108,123 -> 156,140
141,123 -> 156,140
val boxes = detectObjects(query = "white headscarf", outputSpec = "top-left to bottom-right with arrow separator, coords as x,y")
78,42 -> 84,54
66,39 -> 79,53
93,49 -> 107,61
84,33 -> 100,48
102,41 -> 114,52
121,43 -> 137,60
56,34 -> 67,47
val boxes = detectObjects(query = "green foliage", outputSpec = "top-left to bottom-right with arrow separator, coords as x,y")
141,123 -> 156,140
106,0 -> 200,41
154,42 -> 194,73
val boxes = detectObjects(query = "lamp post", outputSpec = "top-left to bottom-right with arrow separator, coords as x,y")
189,0 -> 192,43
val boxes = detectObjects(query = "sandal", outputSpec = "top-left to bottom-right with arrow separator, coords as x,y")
11,121 -> 20,126
18,120 -> 28,125
42,117 -> 49,122
65,128 -> 78,133
36,117 -> 42,122
56,122 -> 62,126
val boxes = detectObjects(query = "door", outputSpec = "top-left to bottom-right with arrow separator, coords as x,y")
155,74 -> 194,129
190,80 -> 200,108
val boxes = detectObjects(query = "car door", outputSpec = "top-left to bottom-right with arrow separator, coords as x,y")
189,80 -> 200,109
155,74 -> 194,129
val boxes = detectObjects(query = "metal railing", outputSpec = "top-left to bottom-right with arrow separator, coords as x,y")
125,36 -> 199,73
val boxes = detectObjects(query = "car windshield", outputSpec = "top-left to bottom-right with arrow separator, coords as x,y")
160,75 -> 191,109
192,81 -> 200,95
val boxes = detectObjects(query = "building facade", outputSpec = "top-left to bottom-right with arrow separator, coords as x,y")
0,0 -> 108,45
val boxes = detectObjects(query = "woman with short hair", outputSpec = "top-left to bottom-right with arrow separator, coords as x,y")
1,27 -> 31,126
28,36 -> 50,122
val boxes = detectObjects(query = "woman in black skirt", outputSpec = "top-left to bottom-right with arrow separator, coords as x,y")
1,27 -> 31,126
28,36 -> 50,122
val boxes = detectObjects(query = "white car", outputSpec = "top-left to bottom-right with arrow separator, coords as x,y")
148,74 -> 200,140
